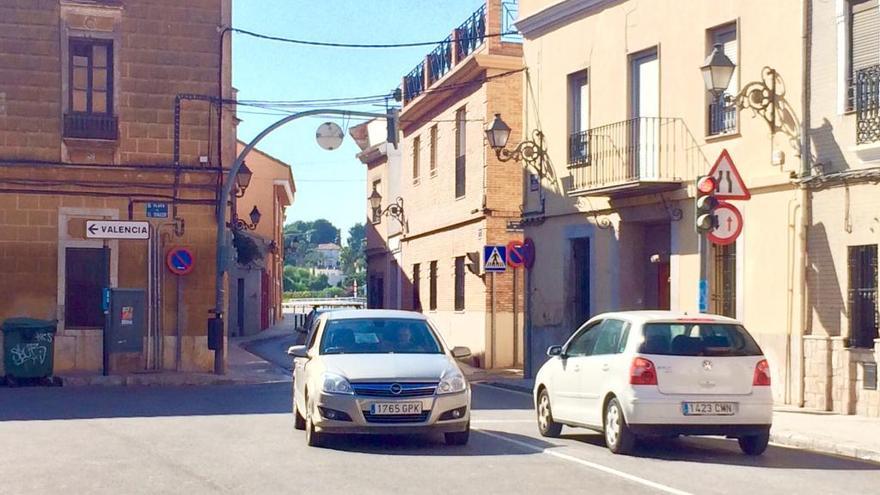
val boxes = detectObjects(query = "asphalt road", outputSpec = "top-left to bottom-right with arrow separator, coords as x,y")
1,345 -> 878,494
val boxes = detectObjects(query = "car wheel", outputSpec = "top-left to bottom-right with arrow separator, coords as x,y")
536,388 -> 563,438
294,403 -> 306,431
604,397 -> 636,455
305,399 -> 325,448
445,423 -> 470,446
738,433 -> 769,456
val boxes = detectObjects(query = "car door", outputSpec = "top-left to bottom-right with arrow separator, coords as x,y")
294,318 -> 323,410
576,319 -> 630,426
552,320 -> 603,423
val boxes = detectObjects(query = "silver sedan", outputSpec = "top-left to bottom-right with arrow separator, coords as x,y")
288,309 -> 472,447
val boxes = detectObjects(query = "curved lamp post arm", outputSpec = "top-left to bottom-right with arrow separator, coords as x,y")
213,108 -> 391,374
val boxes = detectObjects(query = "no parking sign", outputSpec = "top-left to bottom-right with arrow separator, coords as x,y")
166,247 -> 195,276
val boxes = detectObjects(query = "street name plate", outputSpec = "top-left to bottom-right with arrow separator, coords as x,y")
86,220 -> 150,240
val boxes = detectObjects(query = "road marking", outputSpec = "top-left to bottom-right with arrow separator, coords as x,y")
472,383 -> 533,397
471,419 -> 535,424
475,429 -> 693,495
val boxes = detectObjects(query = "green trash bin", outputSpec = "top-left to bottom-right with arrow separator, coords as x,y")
2,318 -> 58,384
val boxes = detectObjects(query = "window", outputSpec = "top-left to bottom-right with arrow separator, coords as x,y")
412,263 -> 422,311
565,321 -> 602,357
412,135 -> 421,182
592,319 -> 630,355
429,261 -> 438,310
454,256 -> 465,311
849,0 -> 880,111
567,70 -> 589,165
65,38 -> 116,139
455,107 -> 467,198
713,243 -> 736,318
320,318 -> 443,355
707,23 -> 738,135
371,180 -> 382,223
65,247 -> 109,328
429,125 -> 438,175
639,323 -> 763,356
848,245 -> 879,348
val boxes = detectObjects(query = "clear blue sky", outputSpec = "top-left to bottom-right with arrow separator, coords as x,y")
232,0 -> 485,242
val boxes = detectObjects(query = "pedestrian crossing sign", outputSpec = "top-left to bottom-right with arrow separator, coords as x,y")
483,245 -> 507,273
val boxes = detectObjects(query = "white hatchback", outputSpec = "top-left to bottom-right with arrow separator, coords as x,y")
533,311 -> 773,455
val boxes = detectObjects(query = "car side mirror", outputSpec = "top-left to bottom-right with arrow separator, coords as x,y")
287,345 -> 309,358
547,345 -> 564,357
451,346 -> 472,359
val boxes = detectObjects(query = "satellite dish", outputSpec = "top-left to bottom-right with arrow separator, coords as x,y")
316,122 -> 344,151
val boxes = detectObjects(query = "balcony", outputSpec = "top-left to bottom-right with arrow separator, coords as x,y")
566,117 -> 707,198
856,65 -> 880,145
708,101 -> 737,136
63,112 -> 118,140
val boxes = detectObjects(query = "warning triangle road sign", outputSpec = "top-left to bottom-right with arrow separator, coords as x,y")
707,149 -> 751,200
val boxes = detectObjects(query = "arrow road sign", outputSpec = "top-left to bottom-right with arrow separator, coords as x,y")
483,245 -> 507,273
85,220 -> 150,240
707,202 -> 743,246
707,149 -> 751,200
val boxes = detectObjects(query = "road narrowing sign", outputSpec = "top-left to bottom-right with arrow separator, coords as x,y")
483,245 -> 507,273
86,220 -> 150,240
707,149 -> 751,200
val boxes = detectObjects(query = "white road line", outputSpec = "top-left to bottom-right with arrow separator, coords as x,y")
474,429 -> 693,495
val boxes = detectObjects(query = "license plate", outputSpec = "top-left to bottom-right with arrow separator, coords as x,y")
682,402 -> 737,416
370,402 -> 423,415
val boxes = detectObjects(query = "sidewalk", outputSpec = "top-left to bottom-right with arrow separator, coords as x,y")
483,377 -> 880,464
57,321 -> 293,387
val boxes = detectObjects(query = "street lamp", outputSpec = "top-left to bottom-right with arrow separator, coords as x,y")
701,44 -> 780,134
368,188 -> 406,230
485,113 -> 548,178
234,162 -> 253,197
229,205 -> 261,231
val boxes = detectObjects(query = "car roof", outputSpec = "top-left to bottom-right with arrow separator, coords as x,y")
322,309 -> 428,321
591,310 -> 741,325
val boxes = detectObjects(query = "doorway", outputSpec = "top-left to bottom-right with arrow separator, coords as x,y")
630,48 -> 660,179
236,278 -> 245,337
64,247 -> 110,329
571,238 -> 591,326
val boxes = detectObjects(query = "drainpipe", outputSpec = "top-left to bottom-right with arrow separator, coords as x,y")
797,0 -> 813,407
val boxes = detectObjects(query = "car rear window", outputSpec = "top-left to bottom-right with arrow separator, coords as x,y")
639,322 -> 763,356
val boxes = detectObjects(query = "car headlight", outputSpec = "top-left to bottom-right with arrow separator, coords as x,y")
437,371 -> 467,394
321,373 -> 354,395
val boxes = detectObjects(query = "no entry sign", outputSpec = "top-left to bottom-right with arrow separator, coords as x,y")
166,247 -> 195,276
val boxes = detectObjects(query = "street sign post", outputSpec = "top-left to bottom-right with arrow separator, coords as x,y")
707,149 -> 751,200
707,202 -> 743,246
85,220 -> 150,240
483,245 -> 507,273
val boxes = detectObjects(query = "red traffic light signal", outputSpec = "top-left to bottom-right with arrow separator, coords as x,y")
695,175 -> 719,234
697,175 -> 717,194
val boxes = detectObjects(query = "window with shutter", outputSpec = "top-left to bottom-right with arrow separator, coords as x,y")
455,107 -> 466,198
707,23 -> 738,135
850,0 -> 880,110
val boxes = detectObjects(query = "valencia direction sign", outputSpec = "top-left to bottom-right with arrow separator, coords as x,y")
86,220 -> 150,240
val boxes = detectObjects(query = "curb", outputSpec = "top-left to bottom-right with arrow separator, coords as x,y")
769,431 -> 880,464
485,381 -> 533,394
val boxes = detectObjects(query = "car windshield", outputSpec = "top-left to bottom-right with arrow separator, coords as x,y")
319,318 -> 443,355
639,322 -> 763,357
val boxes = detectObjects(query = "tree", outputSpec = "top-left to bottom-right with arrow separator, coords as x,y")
340,222 -> 366,294
311,219 -> 339,245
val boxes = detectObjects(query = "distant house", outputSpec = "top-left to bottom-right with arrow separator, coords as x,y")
315,243 -> 341,269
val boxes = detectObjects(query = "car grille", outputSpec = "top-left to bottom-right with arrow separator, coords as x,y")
362,411 -> 431,424
351,382 -> 438,397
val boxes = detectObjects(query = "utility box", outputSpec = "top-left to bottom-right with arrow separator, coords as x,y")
106,288 -> 146,354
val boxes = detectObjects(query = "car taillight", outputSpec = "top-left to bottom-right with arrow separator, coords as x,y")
630,357 -> 657,385
753,359 -> 771,386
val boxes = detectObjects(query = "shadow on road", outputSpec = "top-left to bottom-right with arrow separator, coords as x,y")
0,383 -> 292,421
562,433 -> 880,471
317,429 -> 556,457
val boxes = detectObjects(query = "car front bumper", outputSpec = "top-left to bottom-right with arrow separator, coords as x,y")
313,389 -> 470,435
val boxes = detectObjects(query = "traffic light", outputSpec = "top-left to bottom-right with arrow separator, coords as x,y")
695,175 -> 718,234
466,252 -> 481,275
386,108 -> 400,149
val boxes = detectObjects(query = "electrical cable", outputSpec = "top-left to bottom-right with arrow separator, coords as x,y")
231,27 -> 519,49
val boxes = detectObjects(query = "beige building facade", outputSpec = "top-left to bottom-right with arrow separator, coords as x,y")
0,0 -> 235,376
801,0 -> 880,416
517,0 -> 808,406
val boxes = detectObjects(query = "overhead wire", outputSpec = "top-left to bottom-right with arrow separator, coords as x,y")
230,27 -> 519,49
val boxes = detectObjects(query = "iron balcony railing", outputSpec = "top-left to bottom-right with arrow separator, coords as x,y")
63,112 -> 118,140
708,102 -> 737,136
455,4 -> 487,61
501,1 -> 523,43
403,61 -> 425,103
855,64 -> 880,144
427,35 -> 453,85
567,117 -> 708,195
